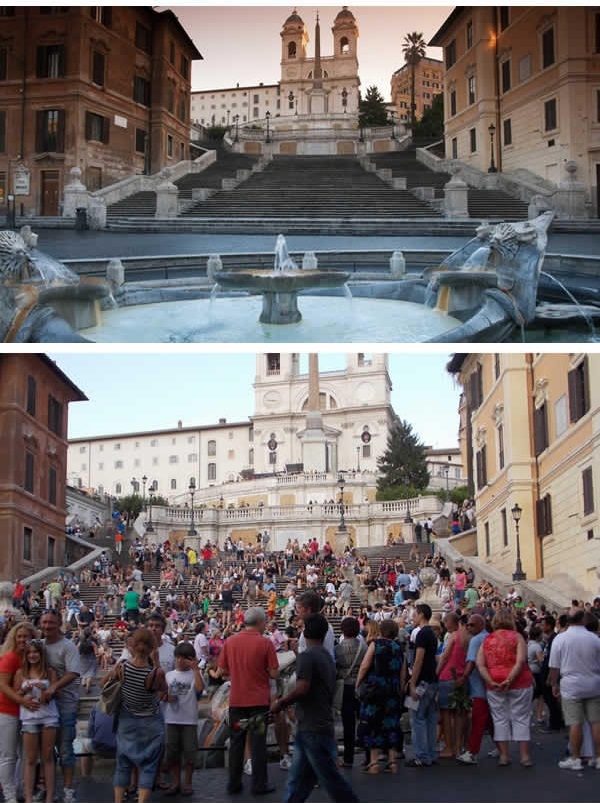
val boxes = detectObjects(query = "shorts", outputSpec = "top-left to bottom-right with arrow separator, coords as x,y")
561,695 -> 600,727
165,723 -> 197,765
437,680 -> 454,710
22,719 -> 59,734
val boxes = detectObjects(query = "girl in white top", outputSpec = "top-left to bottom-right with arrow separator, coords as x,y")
14,640 -> 59,803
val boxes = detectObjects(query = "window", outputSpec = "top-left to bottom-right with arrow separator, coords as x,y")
501,60 -> 511,93
503,118 -> 512,146
47,395 -> 63,436
26,375 -> 36,416
135,22 -> 151,54
167,135 -> 173,157
340,36 -> 350,54
36,44 -> 65,78
476,445 -> 487,489
469,127 -> 477,153
150,439 -> 158,447
208,463 -> 216,480
188,454 -> 197,463
47,537 -> 55,567
554,394 -> 568,437
180,55 -> 189,80
499,7 -> 510,30
467,76 -> 475,105
169,41 -> 175,64
168,85 -> 174,113
23,527 -> 32,562
466,20 -> 473,49
114,443 -> 121,450
85,111 -> 109,143
449,90 -> 456,116
269,452 -> 277,465
207,440 -> 217,456
92,51 -> 105,87
362,444 -> 371,458
90,7 -> 112,26
494,354 -> 501,379
24,451 -> 34,493
133,76 -> 150,106
48,466 -> 57,506
0,47 -> 7,81
544,98 -> 557,132
501,508 -> 508,547
179,96 -> 186,122
534,403 -> 549,455
568,358 -> 589,422
170,478 -> 177,490
135,128 -> 147,153
498,424 -> 505,470
169,455 -> 178,464
253,94 -> 259,104
249,448 -> 254,465
35,109 -> 65,152
451,137 -> 457,159
536,494 -> 553,536
596,12 -> 600,53
469,363 -> 484,408
583,466 -> 595,516
446,40 -> 456,69
115,483 -> 122,495
542,26 -> 555,69
114,460 -> 123,469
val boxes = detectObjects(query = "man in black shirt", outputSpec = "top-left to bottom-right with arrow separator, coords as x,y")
271,613 -> 359,802
406,603 -> 439,767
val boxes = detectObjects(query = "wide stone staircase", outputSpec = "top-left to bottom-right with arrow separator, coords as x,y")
180,155 -> 441,219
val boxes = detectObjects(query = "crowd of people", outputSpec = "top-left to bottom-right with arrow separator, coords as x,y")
1,531 -> 599,802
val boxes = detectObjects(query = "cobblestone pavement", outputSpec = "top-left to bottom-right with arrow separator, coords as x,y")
73,727 -> 598,802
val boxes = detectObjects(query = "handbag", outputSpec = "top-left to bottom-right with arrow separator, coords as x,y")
334,642 -> 362,714
98,663 -> 123,716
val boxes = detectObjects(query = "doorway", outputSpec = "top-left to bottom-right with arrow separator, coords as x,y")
41,170 -> 60,216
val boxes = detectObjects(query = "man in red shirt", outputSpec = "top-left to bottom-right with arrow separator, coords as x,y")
218,606 -> 279,795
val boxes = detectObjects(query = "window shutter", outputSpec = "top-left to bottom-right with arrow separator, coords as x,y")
56,110 -> 65,152
583,467 -> 594,516
35,110 -> 45,152
102,115 -> 110,144
36,46 -> 45,78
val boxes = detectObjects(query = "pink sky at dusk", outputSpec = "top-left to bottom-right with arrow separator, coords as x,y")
166,5 -> 453,100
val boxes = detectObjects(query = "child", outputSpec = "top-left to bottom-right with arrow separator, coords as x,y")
14,640 -> 59,803
163,642 -> 205,796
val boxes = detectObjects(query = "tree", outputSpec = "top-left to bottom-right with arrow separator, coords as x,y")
414,92 -> 444,141
402,31 -> 427,135
358,85 -> 389,128
376,418 -> 430,495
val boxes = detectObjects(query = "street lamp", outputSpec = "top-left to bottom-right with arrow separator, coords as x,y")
341,87 -> 348,113
337,473 -> 347,532
488,123 -> 497,174
233,114 -> 239,143
356,446 -> 361,473
404,491 -> 413,524
359,124 -> 364,143
511,502 -> 526,580
141,474 -> 148,511
146,486 -> 155,533
188,477 -> 197,537
265,111 -> 271,143
390,109 -> 396,140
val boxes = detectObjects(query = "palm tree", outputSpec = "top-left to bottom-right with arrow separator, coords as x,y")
402,31 -> 427,136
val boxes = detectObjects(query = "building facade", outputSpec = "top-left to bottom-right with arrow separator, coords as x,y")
67,353 -> 396,505
0,354 -> 86,581
0,6 -> 201,216
191,7 -> 360,128
430,6 -> 600,216
448,353 -> 600,600
390,56 -> 443,124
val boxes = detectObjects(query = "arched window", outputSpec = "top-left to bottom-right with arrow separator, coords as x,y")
288,41 -> 297,59
340,36 -> 350,54
208,440 -> 217,456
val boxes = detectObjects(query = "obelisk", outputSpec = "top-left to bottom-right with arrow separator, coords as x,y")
308,12 -> 327,115
301,353 -> 328,472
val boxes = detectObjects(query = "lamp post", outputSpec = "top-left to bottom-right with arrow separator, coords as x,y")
188,477 -> 197,537
141,474 -> 147,511
356,446 -> 361,473
359,124 -> 364,143
511,502 -> 526,580
226,109 -> 230,128
444,466 -> 450,500
390,109 -> 396,140
233,114 -> 239,143
404,491 -> 413,524
337,473 -> 347,533
488,123 -> 497,173
146,486 -> 155,533
265,111 -> 271,144
341,87 -> 348,113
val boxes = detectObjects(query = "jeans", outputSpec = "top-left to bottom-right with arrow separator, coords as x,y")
340,684 -> 359,765
410,682 -> 438,765
0,713 -> 19,801
228,705 -> 269,793
285,731 -> 359,803
57,708 -> 78,769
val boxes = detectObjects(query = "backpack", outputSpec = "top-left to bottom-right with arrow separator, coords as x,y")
79,638 -> 95,656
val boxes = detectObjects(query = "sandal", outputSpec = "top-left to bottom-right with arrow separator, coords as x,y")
498,758 -> 511,766
361,761 -> 380,775
384,761 -> 398,774
520,759 -> 534,767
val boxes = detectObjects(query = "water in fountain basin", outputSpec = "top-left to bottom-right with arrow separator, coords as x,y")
540,271 -> 598,340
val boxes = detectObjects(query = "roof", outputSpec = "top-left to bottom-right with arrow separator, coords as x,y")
429,7 -> 470,48
446,354 -> 467,374
284,10 -> 305,27
39,355 -> 88,402
335,7 -> 356,23
154,8 -> 203,61
68,418 -> 251,444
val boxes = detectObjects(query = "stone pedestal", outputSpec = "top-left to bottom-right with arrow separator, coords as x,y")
155,175 -> 178,218
63,167 -> 90,218
417,567 -> 444,620
301,410 -> 328,472
302,252 -> 318,271
444,174 -> 469,218
390,250 -> 406,279
402,519 -> 415,543
334,526 -> 350,556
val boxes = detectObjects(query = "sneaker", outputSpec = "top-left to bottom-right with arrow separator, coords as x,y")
558,756 -> 583,771
457,751 -> 477,765
279,754 -> 292,770
244,758 -> 253,775
63,789 -> 77,803
487,748 -> 500,759
33,789 -> 47,802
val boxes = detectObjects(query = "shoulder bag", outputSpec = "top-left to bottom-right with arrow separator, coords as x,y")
334,642 -> 362,714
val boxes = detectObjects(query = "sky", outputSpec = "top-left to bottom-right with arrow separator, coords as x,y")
164,4 -> 452,100
47,351 -> 462,448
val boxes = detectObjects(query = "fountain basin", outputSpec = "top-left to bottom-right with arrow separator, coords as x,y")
215,269 -> 349,323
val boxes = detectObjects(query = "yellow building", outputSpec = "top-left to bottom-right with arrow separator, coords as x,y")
390,56 -> 443,124
430,6 -> 600,217
448,353 -> 599,600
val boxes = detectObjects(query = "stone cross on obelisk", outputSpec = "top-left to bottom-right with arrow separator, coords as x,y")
301,353 -> 328,472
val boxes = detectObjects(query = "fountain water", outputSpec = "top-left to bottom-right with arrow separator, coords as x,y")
537,271 -> 598,340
